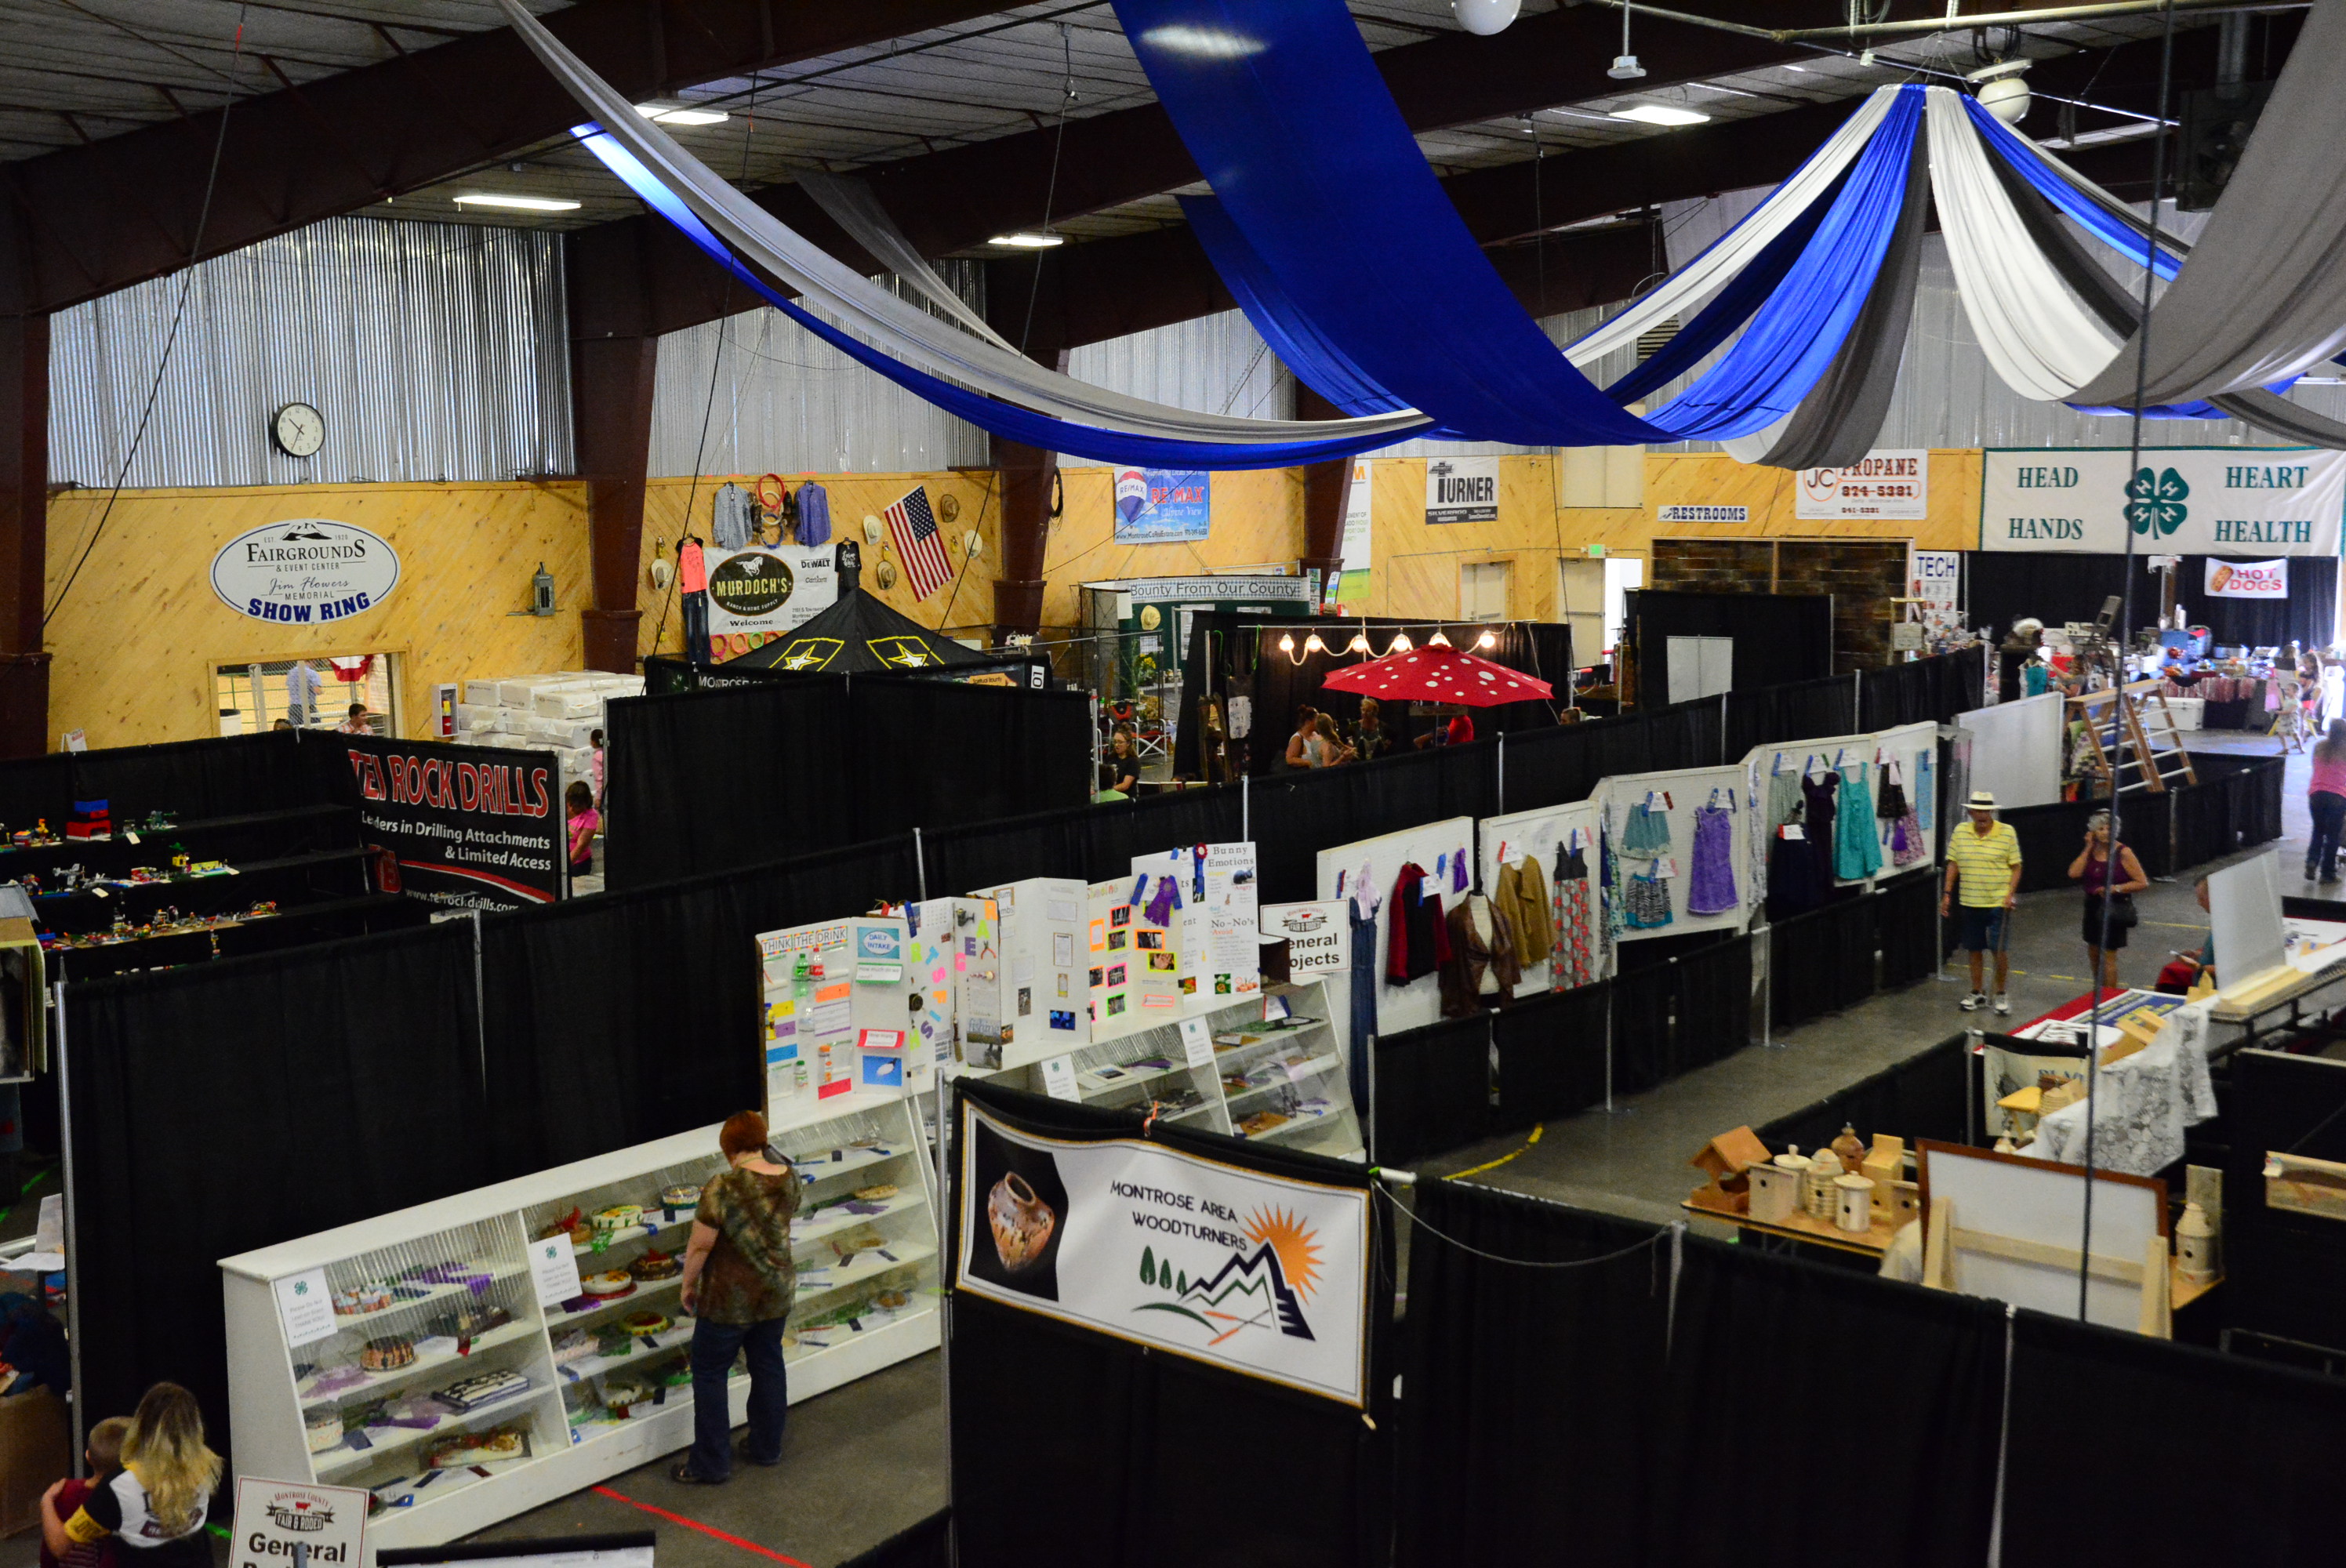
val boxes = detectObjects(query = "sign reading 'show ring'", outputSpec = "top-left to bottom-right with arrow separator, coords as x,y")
211,519 -> 401,623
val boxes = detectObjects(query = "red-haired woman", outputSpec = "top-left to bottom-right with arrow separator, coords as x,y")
674,1111 -> 801,1483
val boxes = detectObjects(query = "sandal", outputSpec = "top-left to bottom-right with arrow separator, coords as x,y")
670,1464 -> 728,1485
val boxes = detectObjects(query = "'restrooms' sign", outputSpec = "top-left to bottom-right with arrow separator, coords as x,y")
1981,448 -> 2346,555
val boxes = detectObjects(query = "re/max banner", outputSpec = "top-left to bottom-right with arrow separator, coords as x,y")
340,735 -> 565,909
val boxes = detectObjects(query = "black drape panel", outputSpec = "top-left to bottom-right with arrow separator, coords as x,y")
2002,797 -> 2100,893
1647,1241 -> 2006,1566
1968,551 -> 2163,644
838,1512 -> 950,1568
1774,672 -> 1861,742
1374,1016 -> 1490,1164
1858,658 -> 1928,730
1672,935 -> 1752,1073
851,678 -> 1092,837
1608,959 -> 1675,1094
1723,684 -> 1788,760
0,730 -> 348,839
2177,554 -> 2337,650
604,679 -> 852,887
65,924 -> 491,1450
2119,786 -> 2173,880
1876,869 -> 1941,988
1756,1033 -> 1975,1152
478,836 -> 918,1176
1490,984 -> 1608,1129
1828,889 -> 1878,1011
2221,1049 -> 2346,1351
1395,1185 -> 1671,1568
1770,902 -> 1845,1027
925,804 -> 1091,895
2002,1312 -> 2346,1567
1629,590 -> 1833,699
2172,771 -> 2232,869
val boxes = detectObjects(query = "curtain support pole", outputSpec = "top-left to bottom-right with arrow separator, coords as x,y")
913,826 -> 928,902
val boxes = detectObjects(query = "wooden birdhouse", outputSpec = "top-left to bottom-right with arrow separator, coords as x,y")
1690,1125 -> 1773,1213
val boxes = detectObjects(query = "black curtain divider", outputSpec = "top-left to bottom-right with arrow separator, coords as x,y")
1756,1033 -> 1975,1153
1828,887 -> 1879,1011
1647,1240 -> 2006,1567
948,1080 -> 1389,1568
1607,960 -> 1675,1095
64,923 -> 492,1450
837,1512 -> 950,1568
1612,927 -> 1730,973
1875,869 -> 1941,988
1770,902 -> 1843,1027
1490,983 -> 1609,1130
478,834 -> 918,1177
1772,671 -> 1861,741
2221,1048 -> 2346,1352
603,677 -> 1088,888
2172,771 -> 2234,870
0,728 -> 351,839
2002,797 -> 2100,894
1971,551 -> 2336,654
1373,1016 -> 1491,1164
2001,1311 -> 2346,1567
1672,935 -> 1752,1075
1628,590 -> 1833,699
1394,1184 -> 1672,1568
1723,682 -> 1789,760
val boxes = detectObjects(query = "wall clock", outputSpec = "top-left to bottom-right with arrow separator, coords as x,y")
271,401 -> 325,459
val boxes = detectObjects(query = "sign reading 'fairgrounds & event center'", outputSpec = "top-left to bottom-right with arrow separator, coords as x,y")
1980,448 -> 2346,555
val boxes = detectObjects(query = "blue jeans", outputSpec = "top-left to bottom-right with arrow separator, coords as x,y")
688,1315 -> 787,1479
2310,790 -> 2346,878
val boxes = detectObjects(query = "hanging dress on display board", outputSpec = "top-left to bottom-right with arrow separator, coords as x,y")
1625,864 -> 1674,929
1686,797 -> 1741,916
1553,837 -> 1596,990
1622,799 -> 1673,858
1834,765 -> 1884,880
1348,891 -> 1380,1119
1767,768 -> 1805,833
1879,762 -> 1927,868
1802,771 -> 1839,886
1767,817 -> 1826,918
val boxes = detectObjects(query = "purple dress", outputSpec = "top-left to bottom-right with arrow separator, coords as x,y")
1687,804 -> 1740,916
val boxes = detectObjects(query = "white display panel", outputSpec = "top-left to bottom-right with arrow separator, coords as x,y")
976,877 -> 1091,1067
1957,692 -> 2064,810
1596,765 -> 1755,941
1920,1142 -> 2165,1332
757,916 -> 928,1132
221,1108 -> 939,1551
1477,800 -> 1601,996
1872,720 -> 1942,876
2210,848 -> 2289,994
1315,817 -> 1476,1036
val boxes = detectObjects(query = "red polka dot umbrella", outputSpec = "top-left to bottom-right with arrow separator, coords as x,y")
1318,642 -> 1552,706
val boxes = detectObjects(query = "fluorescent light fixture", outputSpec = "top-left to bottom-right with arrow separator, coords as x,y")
1608,103 -> 1711,127
636,103 -> 731,126
990,232 -> 1065,248
1138,24 -> 1264,59
453,193 -> 583,212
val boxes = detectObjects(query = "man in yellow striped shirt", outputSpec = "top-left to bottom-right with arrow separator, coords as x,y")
1941,789 -> 2022,1015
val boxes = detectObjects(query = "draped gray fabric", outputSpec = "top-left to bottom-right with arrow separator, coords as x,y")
1757,129 -> 1930,470
2068,0 -> 2346,405
796,172 -> 1012,347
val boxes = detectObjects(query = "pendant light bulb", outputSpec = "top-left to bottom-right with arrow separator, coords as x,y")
1303,633 -> 1327,655
1477,629 -> 1499,649
1429,630 -> 1454,648
1278,633 -> 1295,653
1389,632 -> 1414,655
1347,632 -> 1372,655
1451,0 -> 1520,36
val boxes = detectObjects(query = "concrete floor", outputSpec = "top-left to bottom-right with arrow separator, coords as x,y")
5,727 -> 2317,1568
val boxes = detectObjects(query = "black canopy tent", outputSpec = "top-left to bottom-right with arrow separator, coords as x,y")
645,586 -> 1050,693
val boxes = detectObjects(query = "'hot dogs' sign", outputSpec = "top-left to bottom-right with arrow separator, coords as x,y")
2205,558 -> 2288,598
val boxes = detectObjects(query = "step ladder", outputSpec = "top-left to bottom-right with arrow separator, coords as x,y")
2067,680 -> 2199,795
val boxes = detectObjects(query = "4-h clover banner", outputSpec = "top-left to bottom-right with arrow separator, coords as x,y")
955,1098 -> 1371,1404
1981,448 -> 2346,555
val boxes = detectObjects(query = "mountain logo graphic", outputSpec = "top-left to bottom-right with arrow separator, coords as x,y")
1132,1205 -> 1326,1345
2126,466 -> 2189,537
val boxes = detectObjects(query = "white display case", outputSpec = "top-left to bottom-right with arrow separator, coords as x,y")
221,1104 -> 938,1550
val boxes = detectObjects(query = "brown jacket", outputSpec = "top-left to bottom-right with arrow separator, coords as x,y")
1440,897 -> 1523,1018
1494,856 -> 1552,967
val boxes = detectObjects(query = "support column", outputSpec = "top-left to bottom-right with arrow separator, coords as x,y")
1296,384 -> 1352,611
0,315 -> 49,758
988,347 -> 1069,643
572,334 -> 658,672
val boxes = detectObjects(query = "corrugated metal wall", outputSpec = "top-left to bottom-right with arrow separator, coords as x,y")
1066,307 -> 1293,427
49,216 -> 572,488
648,263 -> 991,476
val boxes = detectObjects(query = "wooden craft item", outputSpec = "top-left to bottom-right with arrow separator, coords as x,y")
2102,1012 -> 2163,1067
1803,1148 -> 1843,1220
2038,1078 -> 2087,1117
1890,1178 -> 1922,1225
1832,1174 -> 1876,1234
2186,969 -> 2219,1002
2140,1236 -> 2173,1339
1689,1125 -> 1773,1211
1829,1123 -> 1868,1178
2175,1200 -> 2219,1286
1862,1138 -> 1905,1216
1748,1160 -> 1802,1225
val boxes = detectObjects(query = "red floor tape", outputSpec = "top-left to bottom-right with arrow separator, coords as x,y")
591,1485 -> 815,1568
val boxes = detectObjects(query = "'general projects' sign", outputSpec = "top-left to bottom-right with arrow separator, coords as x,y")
1980,448 -> 2346,555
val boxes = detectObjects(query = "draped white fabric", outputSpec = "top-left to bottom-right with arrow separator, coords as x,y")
1924,88 -> 2123,401
491,0 -> 1429,448
796,172 -> 1014,349
1564,89 -> 1900,367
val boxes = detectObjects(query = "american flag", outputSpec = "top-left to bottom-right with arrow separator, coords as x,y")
882,485 -> 953,600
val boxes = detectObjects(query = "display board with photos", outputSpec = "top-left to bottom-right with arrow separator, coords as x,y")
220,1112 -> 939,1548
757,915 -> 929,1132
976,877 -> 1092,1069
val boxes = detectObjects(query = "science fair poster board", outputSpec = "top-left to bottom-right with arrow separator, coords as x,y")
757,916 -> 928,1131
976,877 -> 1091,1069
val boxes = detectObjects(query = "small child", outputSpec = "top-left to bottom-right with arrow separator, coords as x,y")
565,780 -> 600,883
41,1417 -> 127,1568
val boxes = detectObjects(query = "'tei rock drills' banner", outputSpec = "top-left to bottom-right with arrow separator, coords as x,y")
341,736 -> 565,909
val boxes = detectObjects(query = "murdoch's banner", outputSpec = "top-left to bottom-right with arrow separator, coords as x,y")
340,735 -> 565,909
1980,447 -> 2346,555
956,1098 -> 1371,1404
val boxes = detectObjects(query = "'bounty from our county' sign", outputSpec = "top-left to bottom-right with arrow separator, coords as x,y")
211,519 -> 401,623
1979,448 -> 2346,556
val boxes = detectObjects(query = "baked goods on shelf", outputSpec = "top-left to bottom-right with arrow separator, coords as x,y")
581,1269 -> 634,1298
593,1205 -> 644,1236
853,1184 -> 899,1202
435,1368 -> 529,1411
874,1288 -> 910,1311
619,1310 -> 671,1337
359,1336 -> 416,1372
332,1284 -> 390,1316
1237,1110 -> 1291,1137
627,1250 -> 681,1282
305,1410 -> 343,1452
426,1422 -> 529,1468
659,1183 -> 702,1210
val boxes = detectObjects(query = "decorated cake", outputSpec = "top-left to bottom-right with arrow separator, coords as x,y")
628,1250 -> 681,1282
551,1327 -> 594,1364
601,1377 -> 652,1413
426,1423 -> 528,1468
332,1284 -> 390,1316
581,1269 -> 634,1298
659,1183 -> 701,1210
359,1335 -> 416,1372
853,1184 -> 899,1202
435,1368 -> 528,1411
305,1411 -> 343,1452
593,1204 -> 643,1236
619,1310 -> 671,1337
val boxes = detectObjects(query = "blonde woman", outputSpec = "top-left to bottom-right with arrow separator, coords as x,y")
43,1382 -> 218,1568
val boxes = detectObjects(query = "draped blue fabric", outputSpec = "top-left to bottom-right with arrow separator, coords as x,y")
1113,0 -> 1916,444
578,131 -> 1435,467
1601,172 -> 1844,404
1964,97 -> 2184,281
1180,194 -> 1414,416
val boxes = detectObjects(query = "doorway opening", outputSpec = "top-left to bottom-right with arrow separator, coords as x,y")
216,655 -> 399,737
1459,560 -> 1513,621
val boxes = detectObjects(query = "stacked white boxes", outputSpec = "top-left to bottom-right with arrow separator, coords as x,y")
451,671 -> 641,796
